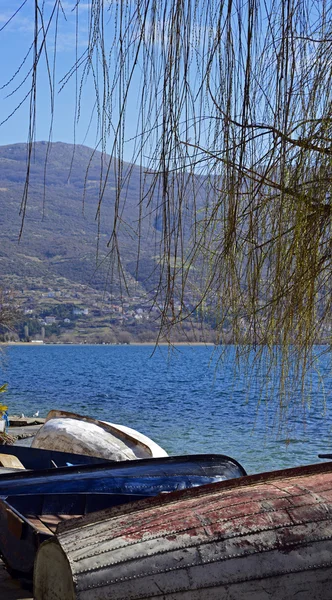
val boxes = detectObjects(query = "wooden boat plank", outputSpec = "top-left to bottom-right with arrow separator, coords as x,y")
0,454 -> 25,469
26,515 -> 52,536
40,514 -> 81,525
39,514 -> 82,531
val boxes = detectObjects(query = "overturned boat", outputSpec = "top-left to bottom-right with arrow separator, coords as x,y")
31,410 -> 167,460
0,453 -> 246,497
0,454 -> 246,579
0,492 -> 151,579
34,460 -> 332,600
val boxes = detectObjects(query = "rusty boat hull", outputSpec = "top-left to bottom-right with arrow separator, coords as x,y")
34,460 -> 332,600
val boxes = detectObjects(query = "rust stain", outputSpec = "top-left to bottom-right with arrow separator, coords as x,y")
289,503 -> 331,522
60,465 -> 332,555
319,489 -> 332,500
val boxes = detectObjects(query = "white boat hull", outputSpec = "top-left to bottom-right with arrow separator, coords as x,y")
32,410 -> 167,460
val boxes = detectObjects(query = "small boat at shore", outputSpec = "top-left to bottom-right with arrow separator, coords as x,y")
31,410 -> 168,460
35,460 -> 332,600
0,453 -> 246,497
0,454 -> 246,580
0,492 -> 152,579
0,445 -> 113,473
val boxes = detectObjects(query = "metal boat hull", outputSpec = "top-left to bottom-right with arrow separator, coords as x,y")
0,454 -> 246,497
34,461 -> 332,600
32,410 -> 168,459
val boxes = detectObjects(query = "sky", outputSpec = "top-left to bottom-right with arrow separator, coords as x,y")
0,0 -> 276,165
0,0 -> 141,159
0,0 -> 323,166
0,0 -> 221,164
0,2 -> 80,143
0,0 -> 213,166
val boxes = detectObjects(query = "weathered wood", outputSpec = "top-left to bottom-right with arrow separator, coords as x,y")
34,461 -> 332,600
0,455 -> 245,582
0,454 -> 25,469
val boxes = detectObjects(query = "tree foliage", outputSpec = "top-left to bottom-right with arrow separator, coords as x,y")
2,0 -> 332,414
0,290 -> 20,337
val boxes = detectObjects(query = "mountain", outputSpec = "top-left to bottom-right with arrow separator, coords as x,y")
0,142 -> 215,343
0,141 -> 167,294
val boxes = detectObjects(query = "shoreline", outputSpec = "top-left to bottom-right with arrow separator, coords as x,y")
1,341 -> 216,347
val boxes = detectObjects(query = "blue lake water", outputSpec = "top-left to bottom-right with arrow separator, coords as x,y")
0,344 -> 331,474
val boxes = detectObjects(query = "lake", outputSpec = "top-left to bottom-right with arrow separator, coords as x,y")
0,344 -> 331,474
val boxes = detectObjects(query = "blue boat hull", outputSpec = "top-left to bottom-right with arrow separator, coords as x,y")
0,454 -> 246,497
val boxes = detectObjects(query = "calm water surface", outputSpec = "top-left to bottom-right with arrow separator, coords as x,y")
0,344 -> 331,474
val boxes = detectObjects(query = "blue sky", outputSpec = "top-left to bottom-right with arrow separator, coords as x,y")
1,0 -> 319,167
0,0 -> 208,164
0,1 -> 134,155
0,0 -> 275,166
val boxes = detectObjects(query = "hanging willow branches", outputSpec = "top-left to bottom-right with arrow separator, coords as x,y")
2,0 -> 332,408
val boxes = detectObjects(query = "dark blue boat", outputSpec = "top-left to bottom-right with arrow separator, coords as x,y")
0,454 -> 246,580
0,444 -> 113,470
0,453 -> 246,497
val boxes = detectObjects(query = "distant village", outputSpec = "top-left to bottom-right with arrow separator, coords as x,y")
0,276 -> 217,344
1,276 -> 330,345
